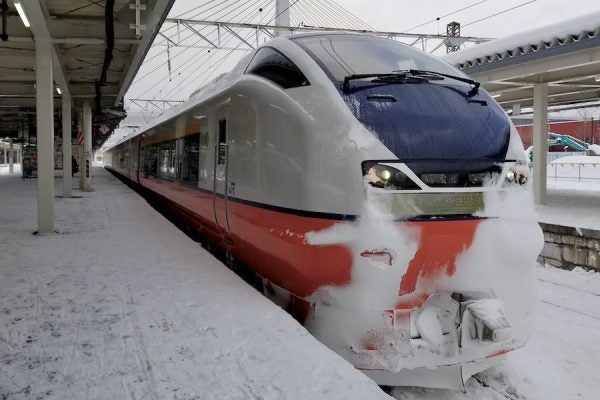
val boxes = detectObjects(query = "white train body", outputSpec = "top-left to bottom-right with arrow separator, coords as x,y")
105,33 -> 543,388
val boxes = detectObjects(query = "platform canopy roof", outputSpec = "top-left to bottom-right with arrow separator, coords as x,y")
443,11 -> 600,112
0,0 -> 174,148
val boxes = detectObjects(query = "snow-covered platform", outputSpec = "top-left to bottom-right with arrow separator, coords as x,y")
0,168 -> 390,400
2,167 -> 600,400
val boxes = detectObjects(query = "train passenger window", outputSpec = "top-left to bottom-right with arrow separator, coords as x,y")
182,134 -> 200,185
245,47 -> 310,89
218,119 -> 227,165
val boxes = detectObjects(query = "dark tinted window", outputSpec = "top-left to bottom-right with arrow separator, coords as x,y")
246,47 -> 309,89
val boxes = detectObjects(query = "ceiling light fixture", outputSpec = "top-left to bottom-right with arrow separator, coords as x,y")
12,1 -> 30,28
56,87 -> 62,95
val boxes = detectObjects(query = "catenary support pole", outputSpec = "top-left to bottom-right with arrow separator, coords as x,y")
36,37 -> 55,233
274,0 -> 290,37
82,101 -> 92,191
62,95 -> 72,197
533,83 -> 548,205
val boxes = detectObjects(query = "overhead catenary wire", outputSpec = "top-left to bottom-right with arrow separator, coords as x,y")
160,0 -> 297,100
157,1 -> 273,96
155,1 -> 275,100
462,0 -> 538,28
191,0 -> 302,87
131,0 -> 264,89
129,0 -> 376,105
319,0 -> 374,30
402,0 -> 488,32
134,0 -> 255,75
159,0 -> 290,97
295,0 -> 345,29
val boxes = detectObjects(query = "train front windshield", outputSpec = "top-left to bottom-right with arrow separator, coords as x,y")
291,34 -> 467,84
292,34 -> 512,165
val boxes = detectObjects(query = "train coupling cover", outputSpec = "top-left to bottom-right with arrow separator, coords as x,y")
460,298 -> 512,344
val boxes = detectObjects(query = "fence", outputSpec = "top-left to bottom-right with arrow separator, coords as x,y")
547,162 -> 600,181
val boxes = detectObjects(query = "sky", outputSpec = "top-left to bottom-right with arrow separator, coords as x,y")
169,0 -> 600,39
329,0 -> 599,38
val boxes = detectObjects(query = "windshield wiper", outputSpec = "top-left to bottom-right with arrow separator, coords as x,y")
342,72 -> 429,93
397,69 -> 480,98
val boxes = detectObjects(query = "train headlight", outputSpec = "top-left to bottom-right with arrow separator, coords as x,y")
364,163 -> 420,190
505,166 -> 528,185
506,170 -> 515,182
380,169 -> 391,181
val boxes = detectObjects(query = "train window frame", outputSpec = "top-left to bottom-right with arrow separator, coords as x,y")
245,46 -> 310,89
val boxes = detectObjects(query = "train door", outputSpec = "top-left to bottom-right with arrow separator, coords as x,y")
213,104 -> 231,239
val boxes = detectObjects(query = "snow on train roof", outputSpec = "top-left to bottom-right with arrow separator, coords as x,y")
109,52 -> 253,149
443,11 -> 600,69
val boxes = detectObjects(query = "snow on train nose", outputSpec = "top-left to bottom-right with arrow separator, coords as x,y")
411,296 -> 513,348
461,298 -> 513,343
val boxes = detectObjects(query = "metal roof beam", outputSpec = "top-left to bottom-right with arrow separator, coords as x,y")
8,36 -> 140,44
222,25 -> 254,49
462,47 -> 600,83
181,22 -> 218,49
16,0 -> 71,97
165,18 -> 492,43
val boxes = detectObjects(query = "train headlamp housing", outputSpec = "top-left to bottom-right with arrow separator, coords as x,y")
363,162 -> 420,190
504,165 -> 528,185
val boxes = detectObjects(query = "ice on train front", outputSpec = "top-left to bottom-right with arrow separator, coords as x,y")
293,34 -> 544,388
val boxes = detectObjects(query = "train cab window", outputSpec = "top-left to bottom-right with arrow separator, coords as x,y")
245,47 -> 310,89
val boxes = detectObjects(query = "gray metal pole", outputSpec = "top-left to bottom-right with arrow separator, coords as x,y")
62,95 -> 72,197
533,84 -> 548,205
78,111 -> 84,190
8,138 -> 13,174
36,38 -> 55,233
82,101 -> 92,191
274,0 -> 290,37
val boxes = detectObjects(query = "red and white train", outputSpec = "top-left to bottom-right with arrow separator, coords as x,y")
105,33 -> 543,388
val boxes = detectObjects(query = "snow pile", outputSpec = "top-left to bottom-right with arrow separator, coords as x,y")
589,144 -> 600,155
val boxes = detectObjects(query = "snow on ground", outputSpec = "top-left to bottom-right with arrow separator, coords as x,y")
0,164 -> 22,176
531,156 -> 600,229
536,179 -> 600,230
0,168 -> 390,400
2,167 -> 600,400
